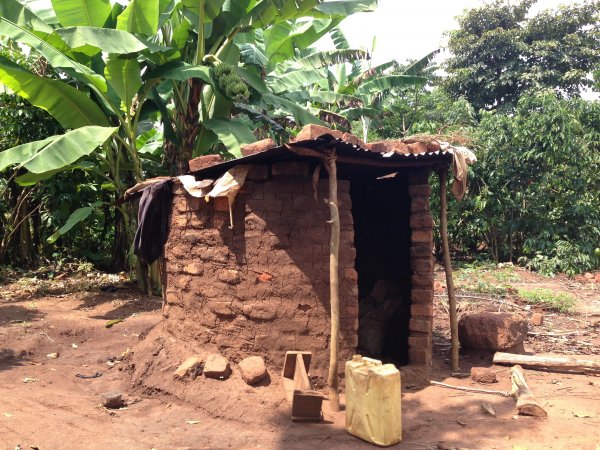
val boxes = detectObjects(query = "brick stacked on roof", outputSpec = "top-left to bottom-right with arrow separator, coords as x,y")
188,154 -> 223,172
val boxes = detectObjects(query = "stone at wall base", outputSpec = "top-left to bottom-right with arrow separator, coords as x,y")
204,354 -> 232,380
238,356 -> 268,385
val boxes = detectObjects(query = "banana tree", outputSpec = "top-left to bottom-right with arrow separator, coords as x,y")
338,50 -> 439,141
151,0 -> 379,173
0,0 -> 380,275
259,27 -> 434,142
0,2 -> 160,270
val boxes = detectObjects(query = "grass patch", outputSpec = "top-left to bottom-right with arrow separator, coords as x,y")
518,288 -> 576,313
453,261 -> 520,296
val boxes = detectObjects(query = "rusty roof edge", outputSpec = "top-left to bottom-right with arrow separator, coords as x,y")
189,134 -> 471,178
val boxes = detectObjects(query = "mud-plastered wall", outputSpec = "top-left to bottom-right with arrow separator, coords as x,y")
162,161 -> 358,383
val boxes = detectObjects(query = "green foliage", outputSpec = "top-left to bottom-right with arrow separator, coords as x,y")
450,91 -> 600,275
518,288 -> 576,313
444,0 -> 600,111
375,88 -> 476,139
454,261 -> 519,296
0,0 -> 377,274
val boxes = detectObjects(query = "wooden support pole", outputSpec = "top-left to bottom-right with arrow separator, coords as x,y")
324,153 -> 341,412
511,365 -> 547,417
439,168 -> 460,372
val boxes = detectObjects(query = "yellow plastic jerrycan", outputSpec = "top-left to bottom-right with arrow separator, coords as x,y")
345,355 -> 402,447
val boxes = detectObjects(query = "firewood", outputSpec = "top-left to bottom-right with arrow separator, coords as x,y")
510,365 -> 547,417
493,352 -> 600,373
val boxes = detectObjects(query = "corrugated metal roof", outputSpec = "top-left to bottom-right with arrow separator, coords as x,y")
190,133 -> 461,179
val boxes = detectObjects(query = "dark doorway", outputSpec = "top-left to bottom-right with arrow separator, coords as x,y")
350,173 -> 412,365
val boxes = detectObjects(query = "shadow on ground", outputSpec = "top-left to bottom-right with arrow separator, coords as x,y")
77,290 -> 162,320
0,304 -> 45,326
268,393 -> 537,450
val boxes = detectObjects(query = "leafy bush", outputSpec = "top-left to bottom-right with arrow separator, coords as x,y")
449,91 -> 600,275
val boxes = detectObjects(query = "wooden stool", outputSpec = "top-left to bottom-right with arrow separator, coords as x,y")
282,351 -> 323,422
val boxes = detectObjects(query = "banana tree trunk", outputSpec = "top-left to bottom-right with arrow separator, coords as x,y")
166,79 -> 204,176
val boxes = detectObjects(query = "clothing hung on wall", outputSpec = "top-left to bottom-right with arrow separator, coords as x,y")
133,179 -> 173,264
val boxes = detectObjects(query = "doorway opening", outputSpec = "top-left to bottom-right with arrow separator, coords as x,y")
350,173 -> 412,365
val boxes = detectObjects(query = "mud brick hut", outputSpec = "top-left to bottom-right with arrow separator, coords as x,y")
161,125 -> 474,381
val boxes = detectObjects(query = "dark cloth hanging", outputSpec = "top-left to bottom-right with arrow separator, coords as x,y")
133,179 -> 173,264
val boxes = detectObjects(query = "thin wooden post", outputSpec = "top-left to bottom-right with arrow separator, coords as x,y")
324,153 -> 340,412
439,168 -> 459,372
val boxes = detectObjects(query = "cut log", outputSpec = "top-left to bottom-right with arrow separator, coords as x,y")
510,365 -> 547,417
494,352 -> 600,373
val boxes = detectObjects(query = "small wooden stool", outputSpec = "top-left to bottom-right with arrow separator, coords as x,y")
282,351 -> 323,422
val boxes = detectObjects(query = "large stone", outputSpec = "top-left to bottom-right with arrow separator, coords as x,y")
173,355 -> 204,380
470,367 -> 498,384
101,391 -> 125,409
204,354 -> 232,380
238,356 -> 268,385
458,312 -> 528,352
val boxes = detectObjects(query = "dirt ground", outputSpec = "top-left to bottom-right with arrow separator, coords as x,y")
1,266 -> 600,450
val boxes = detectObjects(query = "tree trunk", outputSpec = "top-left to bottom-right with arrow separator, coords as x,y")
166,79 -> 204,176
324,154 -> 340,412
439,168 -> 460,372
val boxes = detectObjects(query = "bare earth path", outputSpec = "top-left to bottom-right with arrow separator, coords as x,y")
1,269 -> 599,449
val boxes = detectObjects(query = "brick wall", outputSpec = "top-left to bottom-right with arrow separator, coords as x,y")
408,170 -> 434,366
162,162 -> 358,383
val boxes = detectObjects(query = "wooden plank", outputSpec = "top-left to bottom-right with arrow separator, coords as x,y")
493,352 -> 600,373
293,353 -> 311,391
282,351 -> 312,378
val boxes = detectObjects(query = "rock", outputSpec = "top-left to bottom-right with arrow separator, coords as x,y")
257,272 -> 273,283
241,303 -> 277,321
238,356 -> 268,385
174,356 -> 204,380
204,354 -> 231,380
595,273 -> 600,283
531,313 -> 544,326
218,269 -> 241,285
471,367 -> 498,384
458,312 -> 528,352
182,263 -> 203,276
584,272 -> 594,280
101,391 -> 125,409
